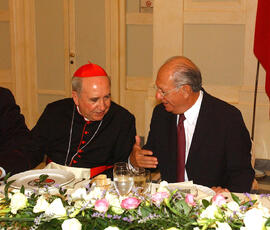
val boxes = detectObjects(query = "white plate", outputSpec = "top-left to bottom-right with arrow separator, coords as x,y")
8,169 -> 75,189
195,184 -> 216,198
151,182 -> 215,199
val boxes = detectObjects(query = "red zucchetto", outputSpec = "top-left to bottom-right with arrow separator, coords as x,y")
73,62 -> 107,77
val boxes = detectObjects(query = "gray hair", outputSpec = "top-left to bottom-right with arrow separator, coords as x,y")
165,56 -> 202,92
71,76 -> 111,95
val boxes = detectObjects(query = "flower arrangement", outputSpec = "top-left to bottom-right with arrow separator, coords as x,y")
1,177 -> 270,230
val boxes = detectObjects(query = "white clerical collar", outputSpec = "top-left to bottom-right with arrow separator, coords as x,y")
76,106 -> 90,121
183,90 -> 203,125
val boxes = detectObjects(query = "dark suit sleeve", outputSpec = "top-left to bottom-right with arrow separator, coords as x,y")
0,88 -> 33,175
223,109 -> 254,192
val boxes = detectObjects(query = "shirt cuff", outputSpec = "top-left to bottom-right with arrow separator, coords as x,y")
0,167 -> 6,179
128,156 -> 136,171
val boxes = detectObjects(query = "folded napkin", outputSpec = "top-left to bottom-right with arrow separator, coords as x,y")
45,162 -> 90,179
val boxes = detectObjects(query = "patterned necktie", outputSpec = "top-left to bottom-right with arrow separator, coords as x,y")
177,114 -> 186,182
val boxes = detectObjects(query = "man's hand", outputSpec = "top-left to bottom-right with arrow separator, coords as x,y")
130,136 -> 158,168
211,186 -> 229,194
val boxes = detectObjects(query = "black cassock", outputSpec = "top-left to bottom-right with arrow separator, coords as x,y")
29,98 -> 136,177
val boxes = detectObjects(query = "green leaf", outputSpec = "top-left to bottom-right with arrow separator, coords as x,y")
4,179 -> 15,202
3,172 -> 11,184
139,205 -> 152,218
231,193 -> 241,205
201,199 -> 210,208
265,217 -> 270,226
174,199 -> 191,215
39,174 -> 49,182
241,199 -> 257,208
20,185 -> 25,194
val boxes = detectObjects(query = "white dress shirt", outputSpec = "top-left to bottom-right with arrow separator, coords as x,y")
177,90 -> 203,181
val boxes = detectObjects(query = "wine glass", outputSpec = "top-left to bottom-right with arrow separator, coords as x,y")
133,168 -> 146,194
143,170 -> 152,194
133,168 -> 152,195
113,162 -> 133,196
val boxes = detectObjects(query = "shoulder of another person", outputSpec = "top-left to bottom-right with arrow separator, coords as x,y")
0,87 -> 14,101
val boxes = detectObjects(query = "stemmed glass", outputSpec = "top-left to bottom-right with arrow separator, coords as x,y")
133,168 -> 152,195
113,162 -> 134,196
143,169 -> 152,194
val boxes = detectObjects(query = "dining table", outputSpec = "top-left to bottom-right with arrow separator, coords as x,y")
0,167 -> 270,230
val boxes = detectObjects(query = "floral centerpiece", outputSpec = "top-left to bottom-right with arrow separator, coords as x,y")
1,176 -> 270,230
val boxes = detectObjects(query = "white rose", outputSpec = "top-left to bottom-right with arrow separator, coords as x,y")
104,227 -> 120,230
83,187 -> 103,203
258,202 -> 270,218
61,218 -> 82,230
10,192 -> 28,214
227,201 -> 240,212
105,193 -> 121,208
33,195 -> 50,213
200,204 -> 218,219
71,188 -> 87,201
225,201 -> 242,217
45,198 -> 66,218
216,222 -> 232,230
243,208 -> 267,230
74,200 -> 85,209
157,181 -> 170,193
105,192 -> 124,214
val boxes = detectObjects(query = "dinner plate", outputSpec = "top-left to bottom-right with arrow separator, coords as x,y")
195,184 -> 216,198
151,182 -> 215,198
8,169 -> 75,189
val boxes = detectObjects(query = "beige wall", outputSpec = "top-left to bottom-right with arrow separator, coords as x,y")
1,0 -> 269,159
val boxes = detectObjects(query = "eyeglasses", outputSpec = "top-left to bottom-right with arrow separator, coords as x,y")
154,85 -> 183,97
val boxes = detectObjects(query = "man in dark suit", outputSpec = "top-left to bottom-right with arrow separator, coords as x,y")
0,87 -> 32,178
130,56 -> 255,193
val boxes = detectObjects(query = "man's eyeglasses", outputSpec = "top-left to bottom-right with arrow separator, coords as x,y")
155,85 -> 183,97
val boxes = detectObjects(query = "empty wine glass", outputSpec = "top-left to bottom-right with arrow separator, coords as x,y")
113,162 -> 133,196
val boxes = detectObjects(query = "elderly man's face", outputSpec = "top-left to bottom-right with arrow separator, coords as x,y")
72,76 -> 111,121
155,69 -> 187,114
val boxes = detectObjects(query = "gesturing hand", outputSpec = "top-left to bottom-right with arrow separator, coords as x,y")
130,136 -> 158,168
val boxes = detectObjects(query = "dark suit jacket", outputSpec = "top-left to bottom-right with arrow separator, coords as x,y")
0,87 -> 32,175
144,90 -> 255,192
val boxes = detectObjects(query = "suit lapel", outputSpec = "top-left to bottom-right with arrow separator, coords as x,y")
186,92 -> 211,167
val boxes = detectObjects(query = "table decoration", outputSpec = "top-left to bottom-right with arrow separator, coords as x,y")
1,175 -> 270,230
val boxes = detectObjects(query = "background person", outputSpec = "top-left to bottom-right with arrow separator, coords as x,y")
0,87 -> 32,178
130,56 -> 254,193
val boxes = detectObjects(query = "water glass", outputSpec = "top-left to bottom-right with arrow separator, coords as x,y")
113,162 -> 133,196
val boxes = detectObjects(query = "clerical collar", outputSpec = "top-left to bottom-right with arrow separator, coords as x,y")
76,106 -> 90,121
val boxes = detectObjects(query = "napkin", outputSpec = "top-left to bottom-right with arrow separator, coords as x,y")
45,162 -> 90,179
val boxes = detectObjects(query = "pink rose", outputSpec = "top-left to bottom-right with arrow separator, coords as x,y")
185,194 -> 196,206
212,194 -> 226,207
95,199 -> 109,213
151,192 -> 170,204
121,197 -> 141,210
